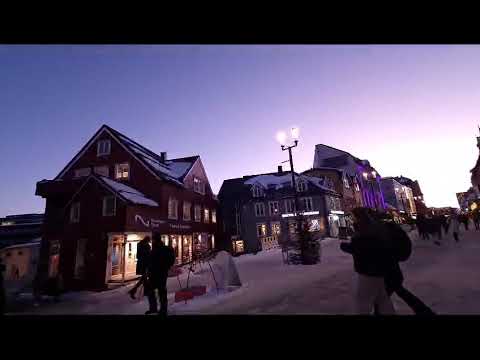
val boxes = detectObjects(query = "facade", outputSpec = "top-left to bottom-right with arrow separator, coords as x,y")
471,129 -> 480,193
380,177 -> 416,216
35,125 -> 219,291
218,168 -> 341,255
0,213 -> 43,249
392,176 -> 426,215
313,144 -> 386,212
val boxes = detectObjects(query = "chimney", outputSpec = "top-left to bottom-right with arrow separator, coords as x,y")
278,165 -> 283,173
160,152 -> 167,163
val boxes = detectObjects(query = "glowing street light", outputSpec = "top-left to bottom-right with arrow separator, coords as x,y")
276,131 -> 287,146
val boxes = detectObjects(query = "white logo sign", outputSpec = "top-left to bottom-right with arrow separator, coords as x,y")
135,215 -> 165,228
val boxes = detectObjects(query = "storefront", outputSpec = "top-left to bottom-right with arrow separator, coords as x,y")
327,210 -> 347,238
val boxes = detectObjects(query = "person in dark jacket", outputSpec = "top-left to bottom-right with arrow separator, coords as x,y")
473,210 -> 480,231
340,207 -> 395,315
145,232 -> 175,316
128,236 -> 151,300
460,214 -> 470,231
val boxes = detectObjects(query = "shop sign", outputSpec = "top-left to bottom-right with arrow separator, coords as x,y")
135,214 -> 166,228
170,223 -> 191,230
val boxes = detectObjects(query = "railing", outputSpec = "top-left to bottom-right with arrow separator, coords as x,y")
260,235 -> 279,251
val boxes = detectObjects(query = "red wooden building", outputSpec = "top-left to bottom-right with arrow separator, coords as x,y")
35,125 -> 219,290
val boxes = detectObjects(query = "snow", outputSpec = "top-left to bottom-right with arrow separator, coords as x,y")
9,227 -> 480,315
99,177 -> 158,207
245,174 -> 337,193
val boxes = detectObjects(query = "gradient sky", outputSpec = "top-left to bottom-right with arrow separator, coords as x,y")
1,45 -> 479,217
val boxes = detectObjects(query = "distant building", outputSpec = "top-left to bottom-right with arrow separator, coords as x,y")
391,176 -> 426,215
218,167 -> 341,255
0,213 -> 43,249
380,178 -> 416,216
471,128 -> 480,193
313,144 -> 386,212
35,125 -> 219,291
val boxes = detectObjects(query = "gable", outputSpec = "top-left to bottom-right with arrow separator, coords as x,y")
182,158 -> 214,196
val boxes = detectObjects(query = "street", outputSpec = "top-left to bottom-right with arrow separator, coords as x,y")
9,227 -> 480,315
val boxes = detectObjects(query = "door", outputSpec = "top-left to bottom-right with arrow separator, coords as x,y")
328,215 -> 340,238
74,238 -> 87,280
111,237 -> 124,276
182,235 -> 192,263
124,240 -> 139,275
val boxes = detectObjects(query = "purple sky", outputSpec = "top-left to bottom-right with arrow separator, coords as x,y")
1,45 -> 479,217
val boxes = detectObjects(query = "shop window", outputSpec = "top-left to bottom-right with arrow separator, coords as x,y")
233,240 -> 244,254
70,202 -> 80,223
194,205 -> 202,222
254,202 -> 266,217
284,199 -> 296,213
102,196 -> 116,216
256,223 -> 267,237
269,201 -> 280,216
204,208 -> 210,223
74,168 -> 91,178
301,197 -> 313,211
97,139 -> 111,156
289,221 -> 298,234
183,201 -> 191,221
211,210 -> 217,223
168,197 -> 178,220
94,165 -> 109,177
271,222 -> 281,235
115,163 -> 129,180
211,234 -> 215,249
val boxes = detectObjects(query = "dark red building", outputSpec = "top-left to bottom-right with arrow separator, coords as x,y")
35,125 -> 219,290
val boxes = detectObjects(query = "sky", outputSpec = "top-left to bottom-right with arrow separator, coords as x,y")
0,45 -> 479,217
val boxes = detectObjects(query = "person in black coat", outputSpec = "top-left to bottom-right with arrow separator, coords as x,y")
128,236 -> 151,300
145,233 -> 175,316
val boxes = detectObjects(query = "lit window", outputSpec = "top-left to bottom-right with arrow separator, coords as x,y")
74,168 -> 91,178
289,221 -> 298,234
343,178 -> 350,189
252,185 -> 264,198
269,201 -> 280,216
102,196 -> 116,216
301,197 -> 314,211
256,223 -> 267,237
183,202 -> 191,221
193,177 -> 205,194
297,181 -> 307,192
94,165 -> 109,177
211,210 -> 217,223
254,202 -> 266,217
70,202 -> 80,223
194,205 -> 202,222
233,240 -> 244,253
168,197 -> 178,220
115,163 -> 129,180
285,199 -> 296,213
97,139 -> 111,156
271,222 -> 281,235
204,208 -> 210,223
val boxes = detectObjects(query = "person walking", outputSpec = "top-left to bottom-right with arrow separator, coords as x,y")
460,214 -> 470,231
473,210 -> 480,231
450,213 -> 461,243
145,233 -> 175,316
340,207 -> 395,315
128,236 -> 152,300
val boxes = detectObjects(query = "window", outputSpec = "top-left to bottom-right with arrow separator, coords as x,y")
233,240 -> 244,254
115,163 -> 129,180
256,223 -> 267,237
212,210 -> 217,223
193,177 -> 205,194
301,197 -> 313,211
183,201 -> 191,221
271,222 -> 281,235
97,139 -> 111,156
254,202 -> 266,217
343,177 -> 350,189
269,201 -> 280,216
194,205 -> 202,222
74,168 -> 91,178
284,199 -> 296,213
252,185 -> 264,198
94,165 -> 109,177
289,221 -> 298,234
297,181 -> 307,192
204,208 -> 210,223
102,196 -> 116,216
70,202 -> 80,223
168,197 -> 178,220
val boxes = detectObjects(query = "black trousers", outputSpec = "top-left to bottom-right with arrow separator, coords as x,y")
129,273 -> 146,295
474,221 -> 479,230
147,276 -> 168,315
375,285 -> 435,315
453,232 -> 459,242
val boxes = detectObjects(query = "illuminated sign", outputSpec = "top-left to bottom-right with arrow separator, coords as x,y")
135,214 -> 166,228
331,210 -> 344,215
281,211 -> 319,218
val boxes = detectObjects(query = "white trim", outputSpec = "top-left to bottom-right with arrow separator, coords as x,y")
282,211 -> 319,218
97,139 -> 111,156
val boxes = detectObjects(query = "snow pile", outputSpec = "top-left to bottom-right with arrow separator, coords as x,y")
245,174 -> 337,193
211,251 -> 242,289
99,177 -> 159,207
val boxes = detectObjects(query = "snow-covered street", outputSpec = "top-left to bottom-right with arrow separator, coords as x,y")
9,227 -> 480,315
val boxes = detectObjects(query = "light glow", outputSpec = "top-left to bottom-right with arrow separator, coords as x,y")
276,131 -> 287,145
291,127 -> 300,140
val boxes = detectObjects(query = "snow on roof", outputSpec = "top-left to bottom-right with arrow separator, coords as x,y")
99,177 -> 159,207
1,239 -> 42,251
244,173 -> 337,193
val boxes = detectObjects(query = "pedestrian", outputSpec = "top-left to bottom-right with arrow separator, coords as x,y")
460,214 -> 469,231
128,236 -> 151,300
145,232 -> 175,316
450,213 -> 461,243
473,210 -> 480,231
340,207 -> 395,315
0,259 -> 6,315
442,215 -> 450,234
431,216 -> 443,246
377,220 -> 435,316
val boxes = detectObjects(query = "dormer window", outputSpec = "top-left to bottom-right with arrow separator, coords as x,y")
297,181 -> 307,192
252,185 -> 264,198
97,140 -> 111,156
193,177 -> 206,195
